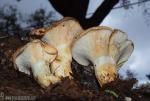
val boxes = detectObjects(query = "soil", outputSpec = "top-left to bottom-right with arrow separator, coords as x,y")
0,36 -> 150,101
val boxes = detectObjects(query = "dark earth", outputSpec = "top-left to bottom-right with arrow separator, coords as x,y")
0,35 -> 150,101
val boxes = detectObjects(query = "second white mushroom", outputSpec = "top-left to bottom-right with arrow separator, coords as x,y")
41,17 -> 83,78
72,26 -> 134,86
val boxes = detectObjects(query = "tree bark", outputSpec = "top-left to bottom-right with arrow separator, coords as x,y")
49,0 -> 119,29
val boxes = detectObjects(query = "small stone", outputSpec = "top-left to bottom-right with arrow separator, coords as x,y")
125,97 -> 132,101
0,43 -> 5,47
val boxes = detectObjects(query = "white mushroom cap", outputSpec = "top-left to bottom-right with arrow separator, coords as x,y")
72,26 -> 134,86
41,17 -> 83,78
13,39 -> 60,88
42,17 -> 83,47
72,26 -> 113,65
109,30 -> 134,69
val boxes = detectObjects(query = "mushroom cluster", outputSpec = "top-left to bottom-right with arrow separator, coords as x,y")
13,17 -> 133,88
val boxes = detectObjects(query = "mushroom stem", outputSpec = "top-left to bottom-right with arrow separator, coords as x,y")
94,56 -> 117,86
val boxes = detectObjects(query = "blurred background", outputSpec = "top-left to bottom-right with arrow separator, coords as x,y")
0,0 -> 150,84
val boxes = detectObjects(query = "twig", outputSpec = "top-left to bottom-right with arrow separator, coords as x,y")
0,35 -> 9,39
87,0 -> 150,15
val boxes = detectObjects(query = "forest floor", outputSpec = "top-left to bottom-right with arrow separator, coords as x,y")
0,36 -> 150,101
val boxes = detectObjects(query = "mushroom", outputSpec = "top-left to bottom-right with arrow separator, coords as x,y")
13,39 -> 60,88
41,17 -> 83,78
72,26 -> 134,86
